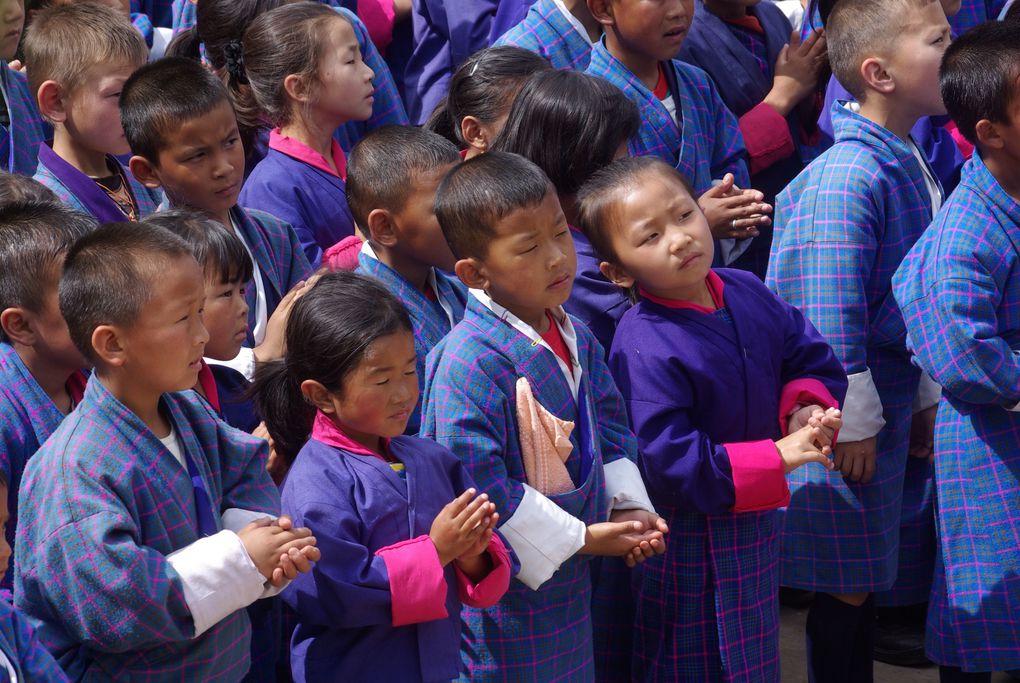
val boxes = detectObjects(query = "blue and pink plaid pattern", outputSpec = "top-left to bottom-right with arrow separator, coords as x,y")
949,0 -> 1009,34
0,598 -> 68,682
893,153 -> 1020,671
14,377 -> 280,681
0,67 -> 47,177
768,103 -> 936,593
586,39 -> 749,195
493,0 -> 593,71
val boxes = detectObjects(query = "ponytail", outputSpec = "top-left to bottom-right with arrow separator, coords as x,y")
423,96 -> 459,146
250,359 -> 314,468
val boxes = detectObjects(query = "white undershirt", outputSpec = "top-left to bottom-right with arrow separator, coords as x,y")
907,138 -> 943,217
158,425 -> 185,468
552,0 -> 595,45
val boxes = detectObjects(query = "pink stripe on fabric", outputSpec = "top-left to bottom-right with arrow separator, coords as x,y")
375,535 -> 449,626
724,440 -> 790,512
454,533 -> 512,608
310,410 -> 391,461
268,128 -> 347,179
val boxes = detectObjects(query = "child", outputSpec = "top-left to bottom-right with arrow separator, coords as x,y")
14,222 -> 319,680
251,271 -> 511,681
490,68 -> 640,354
0,172 -> 58,206
585,0 -> 773,269
0,474 -> 68,682
422,151 -> 667,681
26,3 -> 162,222
0,200 -> 95,592
120,56 -> 315,376
0,0 -> 46,175
578,155 -> 846,682
423,46 -> 551,159
346,125 -> 464,435
766,0 -> 950,678
236,4 -> 372,268
146,210 -> 260,433
892,23 -> 1020,682
493,0 -> 601,70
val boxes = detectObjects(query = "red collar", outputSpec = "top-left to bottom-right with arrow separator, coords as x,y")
725,15 -> 765,33
653,62 -> 670,100
311,410 -> 392,461
196,360 -> 220,413
268,128 -> 347,179
639,270 -> 725,313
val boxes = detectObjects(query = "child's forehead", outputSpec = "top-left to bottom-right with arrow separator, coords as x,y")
491,189 -> 561,235
159,102 -> 237,149
72,59 -> 144,91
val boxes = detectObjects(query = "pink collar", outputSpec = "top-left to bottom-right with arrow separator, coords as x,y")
311,410 -> 391,461
639,270 -> 725,313
196,360 -> 220,412
268,128 -> 347,180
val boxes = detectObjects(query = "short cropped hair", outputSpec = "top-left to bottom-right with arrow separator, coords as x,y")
0,202 -> 97,342
434,151 -> 551,260
144,210 -> 254,285
827,0 -> 937,100
940,21 -> 1020,145
23,3 -> 147,103
576,156 -> 695,265
346,125 -> 460,231
0,173 -> 59,208
121,57 -> 234,164
60,222 -> 194,365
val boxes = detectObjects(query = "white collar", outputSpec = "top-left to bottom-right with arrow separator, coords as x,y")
552,0 -> 596,46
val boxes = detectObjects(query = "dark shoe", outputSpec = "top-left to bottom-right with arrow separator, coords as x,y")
874,608 -> 930,668
779,586 -> 815,608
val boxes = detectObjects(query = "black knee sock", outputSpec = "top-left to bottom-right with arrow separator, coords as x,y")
806,592 -> 873,683
847,595 -> 875,683
939,665 -> 992,683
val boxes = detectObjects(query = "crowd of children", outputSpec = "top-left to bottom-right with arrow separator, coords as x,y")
0,0 -> 1017,681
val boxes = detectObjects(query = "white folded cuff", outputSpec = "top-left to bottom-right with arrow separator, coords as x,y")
912,371 -> 941,413
167,530 -> 267,637
602,459 -> 656,514
838,369 -> 886,442
499,485 -> 586,590
206,347 -> 257,383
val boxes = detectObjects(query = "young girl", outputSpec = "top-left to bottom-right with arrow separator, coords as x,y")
252,271 -> 512,683
423,45 -> 551,159
233,4 -> 372,268
491,68 -> 639,355
577,156 -> 847,682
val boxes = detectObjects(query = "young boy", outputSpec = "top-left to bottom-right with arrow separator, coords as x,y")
0,0 -> 47,175
120,56 -> 315,378
14,222 -> 319,681
0,200 -> 95,592
584,0 -> 771,269
421,151 -> 667,681
893,23 -> 1020,682
347,125 -> 465,435
493,0 -> 601,70
766,0 -> 951,678
578,154 -> 846,682
26,3 -> 162,222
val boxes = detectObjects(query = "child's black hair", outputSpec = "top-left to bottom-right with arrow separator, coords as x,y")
0,201 -> 96,343
120,56 -> 235,164
434,151 -> 552,260
0,173 -> 60,208
940,21 -> 1020,145
144,210 -> 254,285
423,46 -> 551,145
491,69 -> 640,196
576,156 -> 695,265
346,125 -> 460,232
250,271 -> 412,465
59,222 -> 194,366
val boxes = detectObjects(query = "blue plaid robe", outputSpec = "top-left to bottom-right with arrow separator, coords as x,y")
892,153 -> 1020,672
356,252 -> 467,435
493,0 -> 593,70
33,142 -> 162,222
610,269 -> 846,682
14,376 -> 280,681
131,0 -> 173,29
131,12 -> 154,48
585,38 -> 749,196
949,0 -> 1008,34
767,103 -> 938,593
0,599 -> 68,683
0,67 -> 47,177
421,295 -> 637,682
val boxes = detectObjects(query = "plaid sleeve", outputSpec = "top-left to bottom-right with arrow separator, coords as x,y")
0,601 -> 68,682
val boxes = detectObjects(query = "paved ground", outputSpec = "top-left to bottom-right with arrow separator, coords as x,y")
779,604 -> 1015,682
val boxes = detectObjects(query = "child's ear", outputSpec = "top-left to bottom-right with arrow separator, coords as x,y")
91,325 -> 127,369
453,257 -> 488,290
974,118 -> 1004,150
587,0 -> 615,26
0,308 -> 37,346
128,155 -> 162,190
599,260 -> 635,290
366,209 -> 399,248
36,80 -> 67,124
300,379 -> 335,413
460,116 -> 491,155
859,56 -> 894,95
283,73 -> 313,105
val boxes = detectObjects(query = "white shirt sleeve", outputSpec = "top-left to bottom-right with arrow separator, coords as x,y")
838,369 -> 887,442
602,459 -> 656,514
499,485 -> 587,590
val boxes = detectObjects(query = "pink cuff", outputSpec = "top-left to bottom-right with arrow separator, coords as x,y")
454,534 -> 512,608
779,378 -> 839,436
355,0 -> 397,52
375,535 -> 449,626
323,235 -> 363,271
740,102 -> 796,175
725,440 -> 790,512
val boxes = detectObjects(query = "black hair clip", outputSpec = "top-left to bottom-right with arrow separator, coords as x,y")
223,40 -> 248,84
